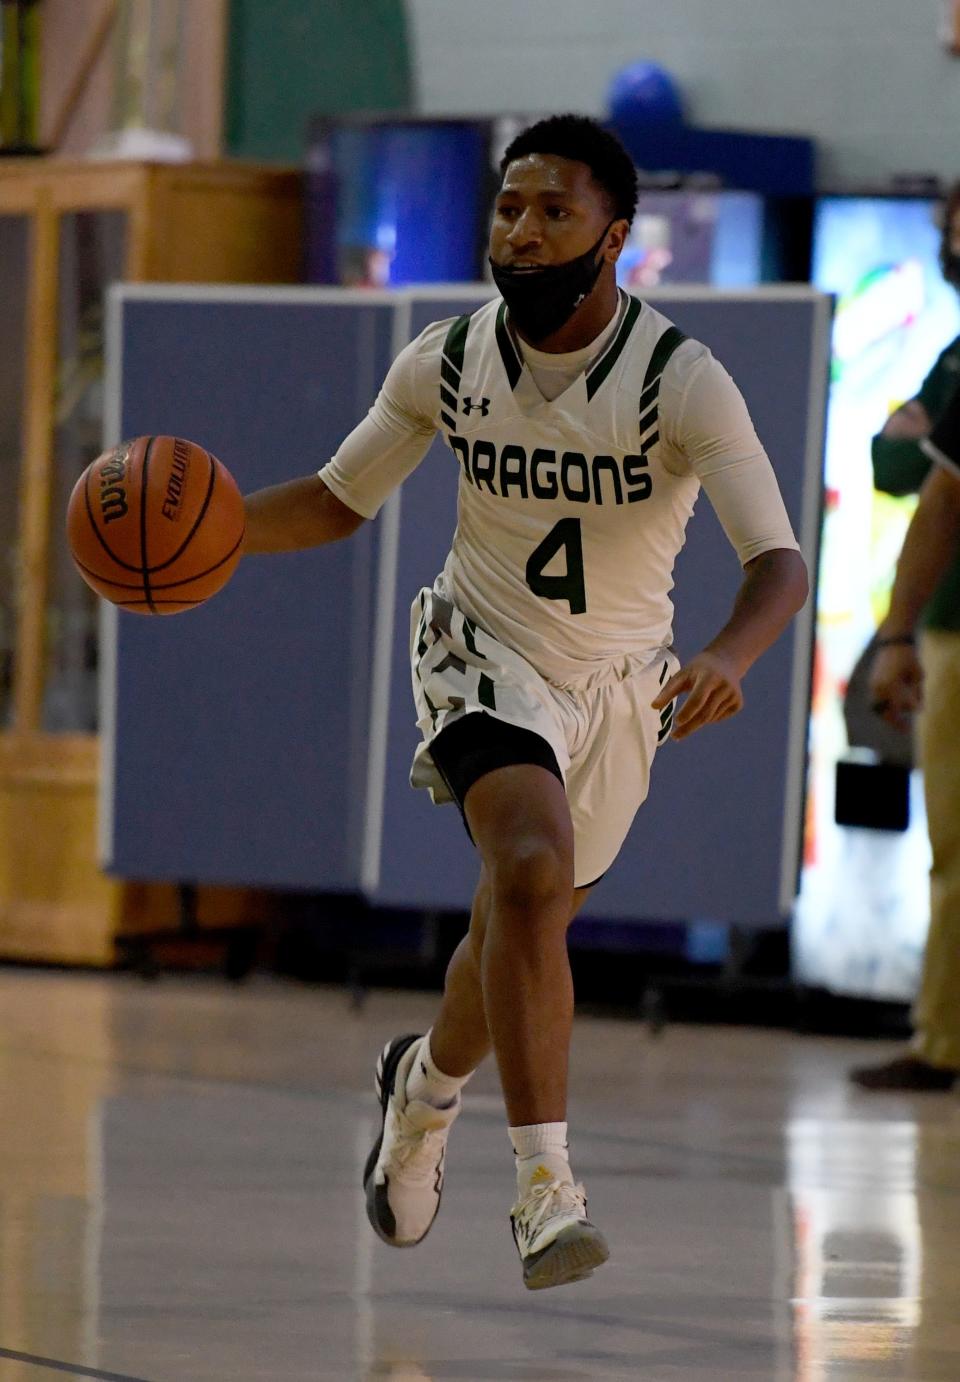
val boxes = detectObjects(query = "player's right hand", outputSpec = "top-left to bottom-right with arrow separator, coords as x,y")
868,643 -> 923,732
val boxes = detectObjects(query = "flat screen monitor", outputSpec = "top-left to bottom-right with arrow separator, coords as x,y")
616,189 -> 765,289
307,116 -> 497,286
794,194 -> 960,1000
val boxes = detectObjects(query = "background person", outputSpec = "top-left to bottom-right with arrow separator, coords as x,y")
852,362 -> 960,1091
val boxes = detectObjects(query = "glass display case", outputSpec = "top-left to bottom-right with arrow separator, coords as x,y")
0,214 -> 28,728
0,158 -> 303,963
44,211 -> 128,733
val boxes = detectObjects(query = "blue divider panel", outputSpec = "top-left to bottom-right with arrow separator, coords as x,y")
105,294 -> 394,889
106,287 -> 825,928
366,297 -> 485,908
369,292 -> 823,926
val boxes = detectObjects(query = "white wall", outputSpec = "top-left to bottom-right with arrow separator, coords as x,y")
407,0 -> 960,187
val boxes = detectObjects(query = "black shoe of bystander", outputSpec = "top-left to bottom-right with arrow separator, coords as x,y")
849,1054 -> 958,1091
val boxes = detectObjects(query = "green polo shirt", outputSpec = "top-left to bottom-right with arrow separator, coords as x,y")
872,332 -> 960,632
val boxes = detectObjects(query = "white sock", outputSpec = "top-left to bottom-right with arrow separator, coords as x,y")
403,1031 -> 473,1110
509,1122 -> 572,1194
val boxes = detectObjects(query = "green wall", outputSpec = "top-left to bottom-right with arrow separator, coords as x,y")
225,0 -> 412,162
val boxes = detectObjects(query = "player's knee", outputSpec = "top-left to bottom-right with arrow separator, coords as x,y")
468,880 -> 492,967
487,836 -> 572,924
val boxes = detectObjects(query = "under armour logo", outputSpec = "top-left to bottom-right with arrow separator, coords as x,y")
462,396 -> 490,416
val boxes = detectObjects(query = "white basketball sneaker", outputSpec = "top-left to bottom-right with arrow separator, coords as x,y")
363,1033 -> 459,1247
510,1166 -> 610,1290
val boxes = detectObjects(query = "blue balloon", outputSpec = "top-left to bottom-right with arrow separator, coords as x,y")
607,61 -> 684,127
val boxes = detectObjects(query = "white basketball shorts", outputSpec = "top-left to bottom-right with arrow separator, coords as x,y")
409,583 -> 679,888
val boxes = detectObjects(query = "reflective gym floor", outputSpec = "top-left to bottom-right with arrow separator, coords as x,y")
1,969 -> 959,1382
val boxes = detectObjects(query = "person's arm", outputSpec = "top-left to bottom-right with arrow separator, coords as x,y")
872,405 -> 932,496
872,344 -> 955,494
870,462 -> 960,730
243,475 -> 366,554
652,548 -> 808,740
883,467 -> 960,633
651,350 -> 808,739
871,376 -> 960,729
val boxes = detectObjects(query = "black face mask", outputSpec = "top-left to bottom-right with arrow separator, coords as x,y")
489,222 -> 613,343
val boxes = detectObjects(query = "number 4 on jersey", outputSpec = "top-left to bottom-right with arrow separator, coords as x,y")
525,518 -> 586,615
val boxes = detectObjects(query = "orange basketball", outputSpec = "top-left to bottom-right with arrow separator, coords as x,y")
66,436 -> 245,615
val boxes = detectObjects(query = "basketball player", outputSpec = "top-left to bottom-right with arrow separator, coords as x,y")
243,115 -> 808,1290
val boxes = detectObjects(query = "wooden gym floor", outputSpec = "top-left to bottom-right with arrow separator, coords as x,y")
0,968 -> 958,1381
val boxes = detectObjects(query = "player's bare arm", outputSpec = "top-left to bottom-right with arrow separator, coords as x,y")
242,475 -> 366,554
652,546 -> 808,740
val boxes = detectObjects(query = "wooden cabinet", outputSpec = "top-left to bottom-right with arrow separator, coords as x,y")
0,159 -> 303,964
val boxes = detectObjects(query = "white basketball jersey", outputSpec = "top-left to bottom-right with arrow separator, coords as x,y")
434,296 -> 700,685
320,291 -> 799,688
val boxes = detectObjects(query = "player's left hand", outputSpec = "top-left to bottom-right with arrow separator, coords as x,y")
651,651 -> 744,741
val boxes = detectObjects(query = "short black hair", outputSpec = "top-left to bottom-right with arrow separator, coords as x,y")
500,114 -> 639,226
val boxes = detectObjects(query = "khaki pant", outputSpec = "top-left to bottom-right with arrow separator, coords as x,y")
913,630 -> 960,1068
